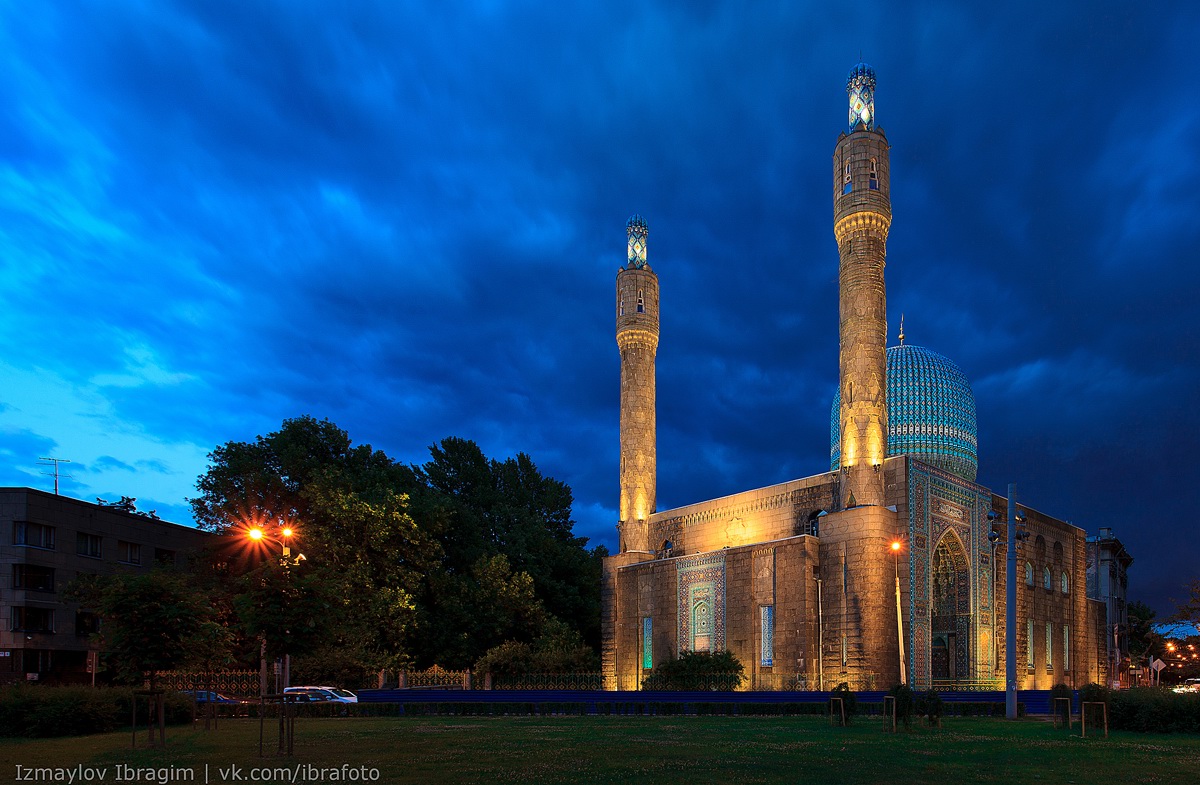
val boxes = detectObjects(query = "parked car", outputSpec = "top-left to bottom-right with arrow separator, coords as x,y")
284,686 -> 358,703
180,690 -> 245,704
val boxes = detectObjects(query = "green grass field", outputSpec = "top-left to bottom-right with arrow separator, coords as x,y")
2,716 -> 1198,784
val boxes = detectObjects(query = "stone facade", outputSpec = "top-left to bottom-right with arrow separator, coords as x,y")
833,124 -> 890,509
601,64 -> 1116,693
616,216 -> 659,555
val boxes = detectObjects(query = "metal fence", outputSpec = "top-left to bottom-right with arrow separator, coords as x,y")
156,670 -> 260,697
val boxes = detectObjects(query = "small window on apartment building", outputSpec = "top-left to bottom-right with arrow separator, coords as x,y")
117,541 -> 141,565
75,612 -> 100,637
641,617 -> 653,670
761,606 -> 775,667
154,548 -> 177,566
1046,622 -> 1053,671
76,532 -> 102,559
12,607 -> 54,633
13,522 -> 55,550
13,565 -> 55,593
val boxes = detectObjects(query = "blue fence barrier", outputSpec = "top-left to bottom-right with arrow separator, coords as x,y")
358,689 -> 1071,715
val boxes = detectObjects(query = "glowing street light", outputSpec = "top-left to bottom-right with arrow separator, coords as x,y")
244,523 -> 304,693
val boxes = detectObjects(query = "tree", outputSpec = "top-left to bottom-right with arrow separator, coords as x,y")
67,570 -> 210,688
413,438 -> 605,650
191,417 -> 435,678
1128,600 -> 1164,663
1176,579 -> 1200,630
191,419 -> 603,676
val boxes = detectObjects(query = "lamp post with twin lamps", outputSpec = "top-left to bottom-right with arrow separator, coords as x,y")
246,524 -> 305,693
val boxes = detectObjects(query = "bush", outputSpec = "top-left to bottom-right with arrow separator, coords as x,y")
0,686 -> 193,738
475,619 -> 600,677
915,689 -> 943,725
1109,688 -> 1200,734
642,650 -> 745,691
830,682 -> 857,723
1080,682 -> 1110,705
1050,683 -> 1073,723
887,684 -> 915,727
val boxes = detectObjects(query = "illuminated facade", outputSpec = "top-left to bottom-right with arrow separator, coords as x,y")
601,64 -> 1115,692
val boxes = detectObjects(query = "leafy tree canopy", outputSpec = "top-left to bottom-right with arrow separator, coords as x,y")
189,417 -> 602,676
67,570 -> 211,687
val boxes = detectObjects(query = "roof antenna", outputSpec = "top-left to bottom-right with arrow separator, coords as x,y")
898,313 -> 906,346
38,457 -> 72,495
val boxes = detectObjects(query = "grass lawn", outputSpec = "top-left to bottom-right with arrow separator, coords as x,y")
2,715 -> 1198,784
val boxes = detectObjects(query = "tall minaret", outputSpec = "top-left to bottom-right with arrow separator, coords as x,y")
616,215 -> 658,554
833,63 -> 890,508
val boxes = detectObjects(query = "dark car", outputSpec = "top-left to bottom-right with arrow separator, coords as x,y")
180,690 -> 245,704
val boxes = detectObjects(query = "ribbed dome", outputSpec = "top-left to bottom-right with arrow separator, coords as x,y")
830,345 -> 978,481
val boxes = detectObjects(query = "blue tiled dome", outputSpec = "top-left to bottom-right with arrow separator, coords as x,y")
830,345 -> 978,481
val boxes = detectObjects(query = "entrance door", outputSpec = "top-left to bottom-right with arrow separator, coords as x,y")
932,637 -> 949,679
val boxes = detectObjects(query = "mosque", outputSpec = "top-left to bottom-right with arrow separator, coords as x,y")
601,64 -> 1112,691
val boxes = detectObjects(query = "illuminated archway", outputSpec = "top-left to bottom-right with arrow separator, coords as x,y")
930,531 -> 971,681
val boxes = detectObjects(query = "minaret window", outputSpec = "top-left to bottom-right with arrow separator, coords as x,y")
637,290 -> 645,313
869,158 -> 879,190
843,163 -> 852,194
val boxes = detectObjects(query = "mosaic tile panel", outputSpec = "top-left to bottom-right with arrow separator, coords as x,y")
907,459 -> 992,687
761,605 -> 775,667
677,552 -> 726,654
642,617 -> 653,669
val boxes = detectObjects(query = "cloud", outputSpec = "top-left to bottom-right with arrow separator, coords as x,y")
0,1 -> 1194,612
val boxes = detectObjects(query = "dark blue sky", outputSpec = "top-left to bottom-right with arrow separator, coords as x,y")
1,1 -> 1196,614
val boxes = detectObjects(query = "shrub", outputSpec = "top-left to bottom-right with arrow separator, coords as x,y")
0,686 -> 192,738
1109,687 -> 1200,734
475,619 -> 600,677
642,650 -> 745,691
1050,683 -> 1073,724
830,682 -> 857,723
887,683 -> 915,727
915,689 -> 943,725
1079,682 -> 1110,705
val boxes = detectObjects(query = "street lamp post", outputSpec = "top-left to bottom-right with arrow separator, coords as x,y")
247,525 -> 304,692
892,541 -> 906,685
990,484 -> 1028,720
813,567 -> 824,691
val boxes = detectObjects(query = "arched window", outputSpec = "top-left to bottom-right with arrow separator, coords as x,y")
869,158 -> 879,190
1053,541 -> 1064,564
1043,566 -> 1052,590
1025,561 -> 1033,586
1061,571 -> 1069,594
637,290 -> 645,313
843,162 -> 852,194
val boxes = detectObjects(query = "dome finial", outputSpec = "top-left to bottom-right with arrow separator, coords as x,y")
898,313 -> 905,346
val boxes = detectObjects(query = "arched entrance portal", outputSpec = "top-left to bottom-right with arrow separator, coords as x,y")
930,532 -> 970,681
